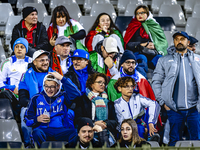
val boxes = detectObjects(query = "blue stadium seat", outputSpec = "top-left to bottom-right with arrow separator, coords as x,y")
0,142 -> 24,148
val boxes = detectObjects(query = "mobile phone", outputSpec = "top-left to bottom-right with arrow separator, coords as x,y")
52,33 -> 57,39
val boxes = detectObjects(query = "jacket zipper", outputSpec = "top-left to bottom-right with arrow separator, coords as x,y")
48,98 -> 51,127
182,56 -> 188,109
170,54 -> 180,110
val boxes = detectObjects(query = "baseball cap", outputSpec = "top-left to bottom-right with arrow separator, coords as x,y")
173,31 -> 189,40
55,36 -> 72,45
70,49 -> 89,60
103,37 -> 118,53
33,50 -> 49,61
189,36 -> 198,45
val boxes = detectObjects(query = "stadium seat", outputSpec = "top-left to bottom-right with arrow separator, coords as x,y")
58,3 -> 82,21
115,16 -> 132,33
184,0 -> 200,18
0,119 -> 22,142
117,0 -> 130,15
164,31 -> 174,46
124,3 -> 141,16
79,16 -> 96,34
0,42 -> 6,64
16,0 -> 40,14
40,141 -> 68,148
5,15 -> 22,46
151,0 -> 177,14
8,0 -> 17,5
158,4 -> 186,27
175,140 -> 200,147
147,141 -> 160,147
49,0 -> 77,12
0,142 -> 24,148
0,98 -> 14,119
90,3 -> 117,22
42,15 -> 51,31
185,17 -> 200,37
195,31 -> 200,54
84,0 -> 110,15
24,3 -> 48,22
192,4 -> 200,18
0,3 -> 14,35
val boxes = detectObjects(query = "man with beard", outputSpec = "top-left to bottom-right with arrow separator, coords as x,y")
18,50 -> 54,147
64,49 -> 96,95
76,117 -> 109,148
152,31 -> 200,146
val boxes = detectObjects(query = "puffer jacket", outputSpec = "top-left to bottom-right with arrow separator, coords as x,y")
152,46 -> 200,112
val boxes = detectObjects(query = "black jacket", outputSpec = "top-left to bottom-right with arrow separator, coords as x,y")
74,94 -> 118,137
11,19 -> 49,57
64,62 -> 96,91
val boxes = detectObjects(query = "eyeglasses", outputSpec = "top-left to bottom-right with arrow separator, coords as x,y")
124,61 -> 136,66
94,81 -> 106,86
35,59 -> 50,63
136,11 -> 147,15
44,85 -> 57,90
122,85 -> 135,89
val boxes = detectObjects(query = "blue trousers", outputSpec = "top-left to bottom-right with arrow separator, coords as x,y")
32,127 -> 77,148
167,107 -> 199,146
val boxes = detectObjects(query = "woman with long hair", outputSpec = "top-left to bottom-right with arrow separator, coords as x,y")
47,5 -> 87,51
85,13 -> 124,53
119,119 -> 149,148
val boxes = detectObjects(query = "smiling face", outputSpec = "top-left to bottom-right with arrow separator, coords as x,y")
44,80 -> 59,97
121,123 -> 132,141
24,11 -> 38,25
136,8 -> 148,22
14,44 -> 26,59
99,14 -> 111,30
78,125 -> 94,145
33,54 -> 49,72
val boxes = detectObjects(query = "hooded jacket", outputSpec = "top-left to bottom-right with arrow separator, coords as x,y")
152,46 -> 200,112
25,76 -> 81,129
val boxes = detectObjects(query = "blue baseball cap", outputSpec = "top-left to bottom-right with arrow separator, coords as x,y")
13,37 -> 29,53
189,36 -> 198,45
70,49 -> 89,60
173,31 -> 189,40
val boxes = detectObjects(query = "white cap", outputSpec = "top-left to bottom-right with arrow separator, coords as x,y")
103,37 -> 118,53
32,50 -> 49,61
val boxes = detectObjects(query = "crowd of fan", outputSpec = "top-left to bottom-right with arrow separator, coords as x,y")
0,3 -> 200,149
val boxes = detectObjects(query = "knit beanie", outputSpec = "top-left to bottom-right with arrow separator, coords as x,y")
22,6 -> 38,19
77,117 -> 94,133
13,37 -> 29,53
119,50 -> 137,67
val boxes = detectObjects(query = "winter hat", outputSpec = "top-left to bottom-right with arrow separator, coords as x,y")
77,117 -> 94,133
189,36 -> 198,45
22,6 -> 38,19
119,50 -> 137,67
13,37 -> 29,53
70,49 -> 89,60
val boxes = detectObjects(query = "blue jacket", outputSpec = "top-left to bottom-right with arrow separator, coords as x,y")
25,77 -> 81,129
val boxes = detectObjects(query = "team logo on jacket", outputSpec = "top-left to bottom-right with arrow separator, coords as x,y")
12,69 -> 16,72
195,57 -> 200,62
38,101 -> 45,105
122,110 -> 125,113
57,98 -> 61,103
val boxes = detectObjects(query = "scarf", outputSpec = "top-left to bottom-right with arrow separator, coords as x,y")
95,25 -> 110,37
124,13 -> 168,56
120,67 -> 139,93
51,48 -> 63,75
86,88 -> 108,121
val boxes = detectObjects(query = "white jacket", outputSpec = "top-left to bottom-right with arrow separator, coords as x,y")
0,55 -> 32,90
114,93 -> 160,128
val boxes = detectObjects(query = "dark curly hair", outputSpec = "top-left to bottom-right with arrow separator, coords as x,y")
86,73 -> 108,91
114,77 -> 136,93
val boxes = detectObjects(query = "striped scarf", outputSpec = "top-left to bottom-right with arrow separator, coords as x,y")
95,25 -> 110,37
86,88 -> 108,121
